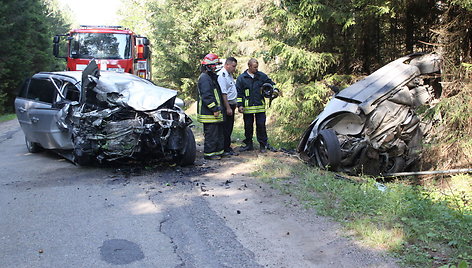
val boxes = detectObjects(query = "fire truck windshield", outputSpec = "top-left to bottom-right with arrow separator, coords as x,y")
70,33 -> 131,59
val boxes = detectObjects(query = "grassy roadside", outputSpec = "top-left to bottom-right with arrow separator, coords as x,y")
251,155 -> 471,268
0,113 -> 16,122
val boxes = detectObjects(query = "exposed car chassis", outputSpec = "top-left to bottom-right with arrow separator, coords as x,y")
298,53 -> 442,175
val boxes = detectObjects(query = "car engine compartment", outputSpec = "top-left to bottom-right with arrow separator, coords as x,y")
68,61 -> 195,165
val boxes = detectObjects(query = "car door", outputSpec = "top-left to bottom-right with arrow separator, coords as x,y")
48,76 -> 81,149
15,78 -> 37,141
25,74 -> 74,149
15,76 -> 57,147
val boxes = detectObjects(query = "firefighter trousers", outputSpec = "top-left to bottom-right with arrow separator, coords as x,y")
203,122 -> 225,157
243,112 -> 268,148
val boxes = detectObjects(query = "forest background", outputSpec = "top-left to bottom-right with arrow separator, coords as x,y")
0,0 -> 470,170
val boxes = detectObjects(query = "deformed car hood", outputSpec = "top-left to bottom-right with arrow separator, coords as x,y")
92,74 -> 178,111
82,60 -> 178,111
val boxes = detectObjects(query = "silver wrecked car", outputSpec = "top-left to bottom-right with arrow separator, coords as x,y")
15,60 -> 196,165
298,53 -> 441,175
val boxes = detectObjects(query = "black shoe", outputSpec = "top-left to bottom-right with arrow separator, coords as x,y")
222,151 -> 232,157
259,147 -> 267,153
204,155 -> 222,160
239,144 -> 254,152
224,150 -> 239,156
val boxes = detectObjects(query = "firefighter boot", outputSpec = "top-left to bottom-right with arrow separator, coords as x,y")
239,143 -> 254,152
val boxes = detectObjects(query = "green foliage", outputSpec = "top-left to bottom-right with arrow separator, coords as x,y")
253,156 -> 472,267
120,0 -> 237,99
267,81 -> 331,146
452,0 -> 472,11
0,90 -> 7,114
0,113 -> 16,122
0,0 -> 70,113
433,94 -> 472,133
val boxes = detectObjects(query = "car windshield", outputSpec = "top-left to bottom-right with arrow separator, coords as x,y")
70,33 -> 131,59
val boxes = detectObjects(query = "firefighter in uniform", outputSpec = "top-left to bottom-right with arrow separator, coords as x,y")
236,58 -> 276,153
197,53 -> 225,160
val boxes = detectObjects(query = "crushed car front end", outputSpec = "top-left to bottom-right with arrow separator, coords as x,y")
71,62 -> 196,165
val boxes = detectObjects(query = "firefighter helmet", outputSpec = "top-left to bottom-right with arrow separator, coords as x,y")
261,83 -> 281,108
262,83 -> 274,98
202,53 -> 222,72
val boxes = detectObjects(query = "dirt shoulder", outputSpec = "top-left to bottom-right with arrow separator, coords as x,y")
192,149 -> 400,267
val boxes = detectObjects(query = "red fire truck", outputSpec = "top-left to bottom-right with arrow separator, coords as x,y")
53,25 -> 151,79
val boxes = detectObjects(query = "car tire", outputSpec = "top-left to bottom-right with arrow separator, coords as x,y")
178,127 -> 196,166
314,129 -> 341,170
72,148 -> 93,166
383,157 -> 406,174
25,136 -> 42,153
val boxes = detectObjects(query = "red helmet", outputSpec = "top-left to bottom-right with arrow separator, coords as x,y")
201,53 -> 220,65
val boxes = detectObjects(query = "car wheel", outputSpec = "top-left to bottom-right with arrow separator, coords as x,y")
314,129 -> 341,170
383,156 -> 405,174
178,127 -> 196,166
72,148 -> 93,166
25,136 -> 42,153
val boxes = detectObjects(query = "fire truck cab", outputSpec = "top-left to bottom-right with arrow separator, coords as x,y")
53,25 -> 151,79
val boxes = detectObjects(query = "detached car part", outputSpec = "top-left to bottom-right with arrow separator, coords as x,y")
15,60 -> 196,166
298,53 -> 441,175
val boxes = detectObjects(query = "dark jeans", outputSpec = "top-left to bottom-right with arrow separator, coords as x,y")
243,112 -> 268,148
223,104 -> 236,152
203,122 -> 224,156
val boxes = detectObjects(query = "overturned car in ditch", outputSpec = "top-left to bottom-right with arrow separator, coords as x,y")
15,60 -> 196,166
298,53 -> 442,175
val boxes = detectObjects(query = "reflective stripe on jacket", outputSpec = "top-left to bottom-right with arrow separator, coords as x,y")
236,70 -> 275,114
197,72 -> 224,123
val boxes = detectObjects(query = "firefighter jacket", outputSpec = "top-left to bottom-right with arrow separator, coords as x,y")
197,72 -> 224,123
236,70 -> 275,114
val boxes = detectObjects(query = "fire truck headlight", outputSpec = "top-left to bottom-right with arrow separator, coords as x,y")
108,68 -> 125,72
137,61 -> 147,70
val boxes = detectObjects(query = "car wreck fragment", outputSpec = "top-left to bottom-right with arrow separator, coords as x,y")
298,53 -> 442,175
15,60 -> 196,166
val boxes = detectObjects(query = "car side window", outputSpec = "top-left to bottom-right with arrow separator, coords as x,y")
18,79 -> 30,98
26,78 -> 56,104
63,82 -> 80,102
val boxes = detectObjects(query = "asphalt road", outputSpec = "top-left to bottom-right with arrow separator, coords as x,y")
0,120 -> 260,268
0,119 -> 399,268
